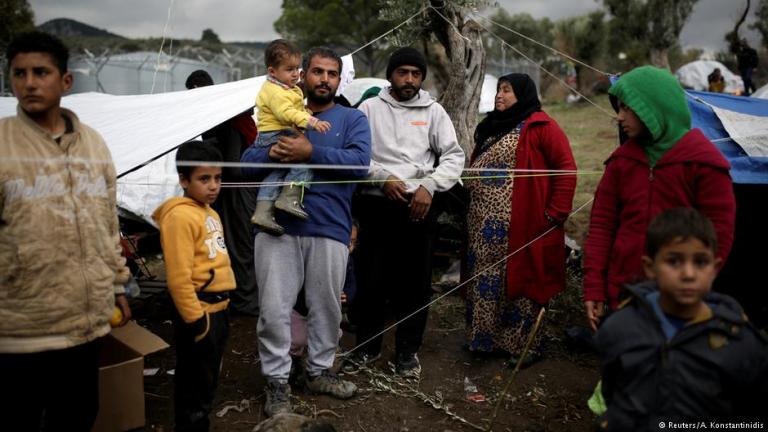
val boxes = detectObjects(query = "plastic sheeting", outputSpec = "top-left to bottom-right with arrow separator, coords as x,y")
1,56 -> 356,224
341,77 -> 389,107
479,74 -> 499,114
0,76 -> 266,176
687,90 -> 768,184
753,83 -> 768,99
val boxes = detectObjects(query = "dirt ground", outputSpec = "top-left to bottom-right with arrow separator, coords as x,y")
132,269 -> 599,432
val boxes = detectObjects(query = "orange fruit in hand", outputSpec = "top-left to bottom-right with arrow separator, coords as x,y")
110,306 -> 123,327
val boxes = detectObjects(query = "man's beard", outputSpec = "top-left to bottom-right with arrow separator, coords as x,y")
306,83 -> 336,104
392,82 -> 419,101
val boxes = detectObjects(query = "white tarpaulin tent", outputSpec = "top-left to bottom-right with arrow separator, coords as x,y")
1,56 -> 355,224
341,77 -> 389,107
675,60 -> 743,94
0,76 -> 266,224
479,73 -> 499,114
754,83 -> 768,99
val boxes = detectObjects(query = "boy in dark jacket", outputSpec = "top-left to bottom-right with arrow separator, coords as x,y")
596,208 -> 768,431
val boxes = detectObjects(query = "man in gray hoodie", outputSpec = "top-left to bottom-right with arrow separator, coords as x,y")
347,47 -> 465,378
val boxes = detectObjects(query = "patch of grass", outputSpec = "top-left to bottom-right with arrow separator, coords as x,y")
545,95 -> 618,245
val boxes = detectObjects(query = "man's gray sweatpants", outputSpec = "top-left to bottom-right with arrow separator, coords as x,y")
254,233 -> 348,382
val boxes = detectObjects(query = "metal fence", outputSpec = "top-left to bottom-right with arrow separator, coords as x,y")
1,46 -> 264,96
485,57 -> 541,90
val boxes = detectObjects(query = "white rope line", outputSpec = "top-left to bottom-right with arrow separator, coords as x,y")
150,0 -> 175,94
116,172 -> 592,188
475,14 -> 611,77
163,13 -> 175,93
338,197 -> 594,359
348,5 -> 429,56
469,16 -> 616,119
174,160 -> 587,173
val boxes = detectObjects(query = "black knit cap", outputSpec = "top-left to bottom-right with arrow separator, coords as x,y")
386,47 -> 427,80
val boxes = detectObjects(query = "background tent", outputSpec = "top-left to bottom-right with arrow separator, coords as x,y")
479,73 -> 499,114
754,83 -> 768,99
675,60 -> 743,93
341,77 -> 389,107
687,90 -> 768,327
0,76 -> 265,223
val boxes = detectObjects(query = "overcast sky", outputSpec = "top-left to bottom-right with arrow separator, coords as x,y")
28,0 -> 762,52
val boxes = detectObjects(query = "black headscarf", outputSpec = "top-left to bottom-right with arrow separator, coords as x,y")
473,73 -> 541,159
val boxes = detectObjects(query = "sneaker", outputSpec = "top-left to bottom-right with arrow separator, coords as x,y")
341,351 -> 381,374
395,352 -> 421,379
263,381 -> 292,417
305,370 -> 357,399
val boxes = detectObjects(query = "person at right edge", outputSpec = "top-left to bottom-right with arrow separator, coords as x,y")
582,66 -> 736,332
345,47 -> 465,378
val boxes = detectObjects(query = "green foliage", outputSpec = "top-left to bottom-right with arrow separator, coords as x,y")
555,11 -> 606,67
715,50 -> 738,72
484,9 -> 554,63
667,45 -> 703,70
602,0 -> 698,66
752,0 -> 768,48
0,0 -> 35,53
201,28 -> 221,44
379,0 -> 491,47
274,0 -> 395,75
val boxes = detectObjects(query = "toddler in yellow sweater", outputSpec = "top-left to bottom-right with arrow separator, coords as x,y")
251,39 -> 331,235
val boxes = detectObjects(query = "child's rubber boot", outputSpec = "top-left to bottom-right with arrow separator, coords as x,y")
275,184 -> 309,220
251,200 -> 285,236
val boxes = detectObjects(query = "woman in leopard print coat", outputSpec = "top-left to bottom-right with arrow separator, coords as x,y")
465,73 -> 576,364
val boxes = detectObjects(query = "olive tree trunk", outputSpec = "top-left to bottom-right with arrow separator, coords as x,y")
649,47 -> 670,69
428,4 -> 486,164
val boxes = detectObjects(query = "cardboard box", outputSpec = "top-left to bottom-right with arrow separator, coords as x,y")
92,321 -> 169,432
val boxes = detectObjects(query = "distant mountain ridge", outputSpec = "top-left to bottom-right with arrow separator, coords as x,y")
38,18 -> 125,39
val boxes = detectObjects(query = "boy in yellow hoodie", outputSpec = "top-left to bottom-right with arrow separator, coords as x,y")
153,140 -> 236,431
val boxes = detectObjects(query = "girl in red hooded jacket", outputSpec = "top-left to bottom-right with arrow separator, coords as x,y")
583,66 -> 736,331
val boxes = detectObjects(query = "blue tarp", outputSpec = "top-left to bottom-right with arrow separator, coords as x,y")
686,90 -> 768,184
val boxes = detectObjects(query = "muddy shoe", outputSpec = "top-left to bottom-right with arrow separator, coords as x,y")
305,370 -> 357,399
251,201 -> 285,236
341,351 -> 381,375
395,352 -> 421,379
264,380 -> 292,417
275,185 -> 309,220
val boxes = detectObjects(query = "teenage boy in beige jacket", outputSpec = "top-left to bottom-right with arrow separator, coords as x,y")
0,31 -> 131,431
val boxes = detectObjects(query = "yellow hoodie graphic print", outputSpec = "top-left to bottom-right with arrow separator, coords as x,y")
153,197 -> 235,323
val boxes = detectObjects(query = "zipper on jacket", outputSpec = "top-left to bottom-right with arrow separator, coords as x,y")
64,135 -> 93,331
647,166 -> 654,227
